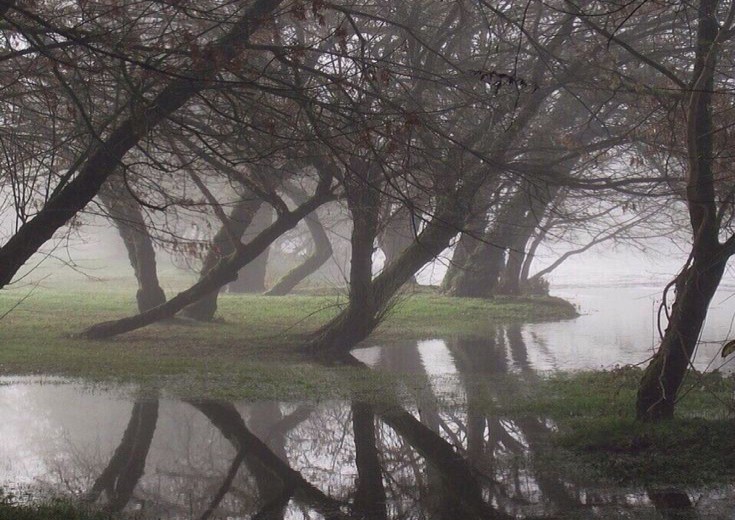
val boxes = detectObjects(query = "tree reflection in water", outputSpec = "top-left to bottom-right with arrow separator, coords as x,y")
6,330 -> 715,519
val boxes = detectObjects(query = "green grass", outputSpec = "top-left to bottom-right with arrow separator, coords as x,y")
498,367 -> 735,486
0,277 -> 576,400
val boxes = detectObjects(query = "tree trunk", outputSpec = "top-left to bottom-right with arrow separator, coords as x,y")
444,187 -> 530,298
312,160 -> 382,350
441,212 -> 489,294
636,253 -> 726,420
181,194 -> 263,321
636,0 -> 727,421
229,204 -> 274,293
378,206 -> 417,284
99,178 -> 166,313
498,184 -> 558,295
305,190 -> 470,357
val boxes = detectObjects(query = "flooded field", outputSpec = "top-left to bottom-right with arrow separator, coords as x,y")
2,286 -> 735,518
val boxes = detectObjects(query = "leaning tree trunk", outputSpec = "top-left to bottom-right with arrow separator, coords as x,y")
309,159 -> 383,352
99,178 -> 166,312
305,187 -> 472,357
265,205 -> 332,296
498,183 -> 559,295
441,211 -> 489,294
636,0 -> 730,421
228,204 -> 273,293
181,194 -> 263,321
636,253 -> 727,420
444,187 -> 531,298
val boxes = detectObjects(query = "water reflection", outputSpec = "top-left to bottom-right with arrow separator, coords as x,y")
357,286 -> 735,373
2,319 -> 733,519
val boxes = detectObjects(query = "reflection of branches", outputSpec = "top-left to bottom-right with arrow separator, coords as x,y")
188,400 -> 350,520
377,404 -> 513,520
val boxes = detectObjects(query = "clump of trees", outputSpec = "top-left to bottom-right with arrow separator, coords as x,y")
3,0 -> 735,420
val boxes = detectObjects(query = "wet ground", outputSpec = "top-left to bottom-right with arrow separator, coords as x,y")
3,285 -> 735,519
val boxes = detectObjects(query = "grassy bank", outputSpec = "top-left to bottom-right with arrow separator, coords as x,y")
0,279 -> 576,399
504,367 -> 735,486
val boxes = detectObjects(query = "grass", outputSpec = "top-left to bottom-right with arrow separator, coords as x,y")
0,275 -> 576,400
499,367 -> 735,486
0,496 -> 128,520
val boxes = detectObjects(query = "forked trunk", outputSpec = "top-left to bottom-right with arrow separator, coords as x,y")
181,195 -> 263,321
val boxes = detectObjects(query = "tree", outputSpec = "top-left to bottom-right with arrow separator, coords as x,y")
633,0 -> 735,420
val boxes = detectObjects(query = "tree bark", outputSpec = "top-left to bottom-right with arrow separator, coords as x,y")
445,187 -> 531,298
378,206 -> 417,284
498,184 -> 559,295
305,187 -> 472,357
0,0 -> 284,289
229,204 -> 274,293
636,254 -> 727,420
99,178 -> 166,312
441,212 -> 489,294
181,194 -> 263,321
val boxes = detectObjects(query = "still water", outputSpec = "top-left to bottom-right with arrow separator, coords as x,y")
2,286 -> 735,519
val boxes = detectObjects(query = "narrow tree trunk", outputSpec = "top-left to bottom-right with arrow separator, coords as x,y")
99,179 -> 166,312
305,191 -> 469,357
265,209 -> 332,296
182,194 -> 263,321
229,204 -> 273,293
305,160 -> 382,354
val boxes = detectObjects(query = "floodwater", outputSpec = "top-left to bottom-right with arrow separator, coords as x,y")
2,286 -> 735,519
